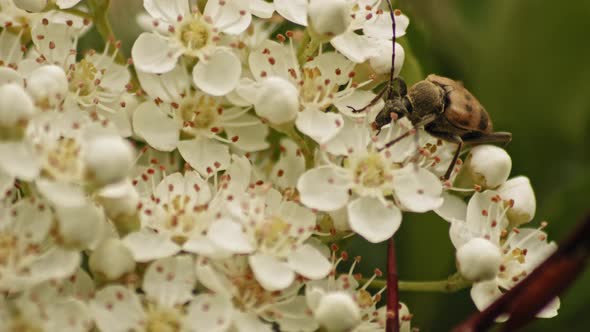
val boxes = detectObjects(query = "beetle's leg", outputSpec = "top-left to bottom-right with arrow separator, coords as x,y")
462,131 -> 512,147
378,113 -> 437,151
347,85 -> 388,113
423,131 -> 463,180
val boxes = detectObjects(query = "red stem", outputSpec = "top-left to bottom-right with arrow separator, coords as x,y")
387,236 -> 400,332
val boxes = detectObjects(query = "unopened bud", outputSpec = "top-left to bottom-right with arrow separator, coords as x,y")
55,202 -> 105,250
308,0 -> 352,39
27,65 -> 68,107
456,237 -> 502,281
497,176 -> 536,226
85,136 -> 134,186
14,0 -> 47,12
314,292 -> 361,332
0,83 -> 34,126
464,145 -> 511,189
254,76 -> 299,125
89,238 -> 136,281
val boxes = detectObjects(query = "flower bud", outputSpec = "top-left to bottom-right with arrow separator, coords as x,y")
314,292 -> 361,332
0,83 -> 34,126
27,65 -> 68,107
89,238 -> 136,281
456,237 -> 502,281
55,202 -> 105,250
98,181 -> 139,220
85,136 -> 134,186
254,76 -> 299,125
464,145 -> 511,189
497,176 -> 536,226
14,0 -> 47,12
308,0 -> 352,38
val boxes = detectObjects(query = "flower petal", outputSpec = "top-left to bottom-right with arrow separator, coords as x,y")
363,11 -> 409,39
207,218 -> 254,254
250,0 -> 274,18
435,192 -> 467,223
133,101 -> 180,151
297,166 -> 350,211
143,256 -> 196,307
131,33 -> 180,74
348,196 -> 401,243
249,253 -> 295,291
177,138 -> 230,176
122,229 -> 181,262
204,0 -> 252,35
91,286 -> 145,332
36,180 -> 86,208
193,48 -> 241,96
275,0 -> 308,26
287,243 -> 331,280
393,166 -> 443,213
295,108 -> 344,144
0,142 -> 40,180
331,32 -> 379,63
144,0 -> 190,22
185,294 -> 233,332
136,65 -> 189,102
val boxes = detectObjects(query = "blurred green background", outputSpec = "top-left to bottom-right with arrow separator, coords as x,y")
98,0 -> 589,330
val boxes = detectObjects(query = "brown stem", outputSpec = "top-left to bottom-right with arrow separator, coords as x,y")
386,237 -> 400,332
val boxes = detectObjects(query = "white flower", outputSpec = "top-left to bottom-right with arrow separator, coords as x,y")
133,65 -> 268,175
1,269 -> 94,332
27,20 -> 133,132
208,187 -> 331,291
195,255 -> 308,332
91,255 -> 198,332
306,257 -> 413,332
131,0 -> 242,95
284,0 -> 410,68
0,198 -> 80,292
298,118 -> 443,243
448,191 -> 559,318
240,39 -> 364,143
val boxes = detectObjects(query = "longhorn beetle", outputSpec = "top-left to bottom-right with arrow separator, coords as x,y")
350,1 -> 512,181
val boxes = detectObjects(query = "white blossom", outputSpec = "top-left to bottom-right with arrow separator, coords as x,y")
298,118 -> 444,243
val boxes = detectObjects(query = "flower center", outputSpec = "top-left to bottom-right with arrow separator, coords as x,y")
178,95 -> 218,133
69,59 -> 98,97
255,216 -> 290,251
159,194 -> 207,242
179,17 -> 210,51
300,67 -> 337,108
353,153 -> 387,188
42,138 -> 82,179
146,307 -> 182,332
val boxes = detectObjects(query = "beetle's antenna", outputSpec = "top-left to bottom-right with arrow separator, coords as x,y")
386,0 -> 396,86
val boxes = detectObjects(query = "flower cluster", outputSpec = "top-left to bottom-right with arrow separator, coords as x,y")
0,0 -> 558,331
